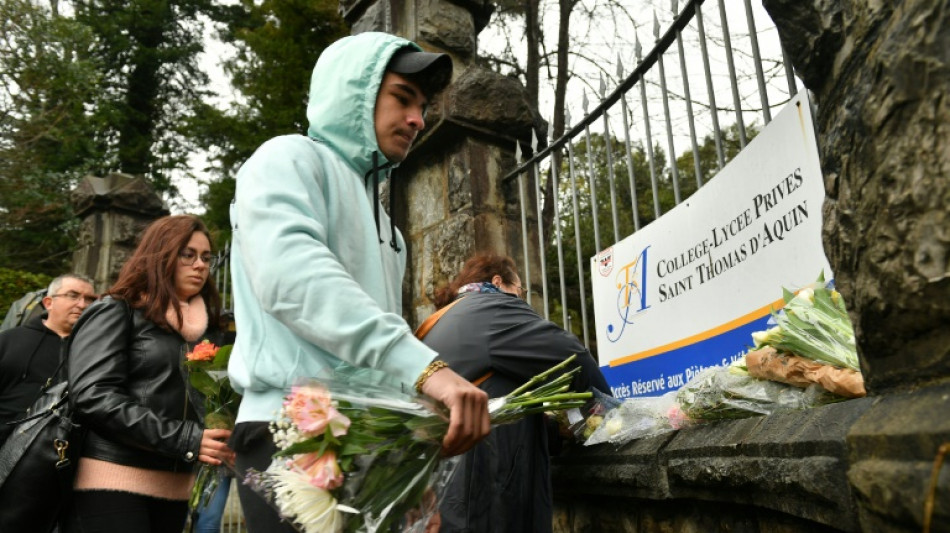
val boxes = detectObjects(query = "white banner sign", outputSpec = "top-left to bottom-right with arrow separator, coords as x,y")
591,90 -> 832,399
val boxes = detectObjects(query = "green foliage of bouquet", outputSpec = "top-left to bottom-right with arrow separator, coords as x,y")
184,340 -> 241,512
753,272 -> 859,371
247,356 -> 592,533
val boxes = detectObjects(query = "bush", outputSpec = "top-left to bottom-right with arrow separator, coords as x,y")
0,268 -> 53,319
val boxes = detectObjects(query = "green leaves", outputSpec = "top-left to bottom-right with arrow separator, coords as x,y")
760,273 -> 859,371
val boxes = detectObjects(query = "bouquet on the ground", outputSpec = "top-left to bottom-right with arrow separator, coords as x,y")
246,355 -> 592,533
184,340 -> 241,512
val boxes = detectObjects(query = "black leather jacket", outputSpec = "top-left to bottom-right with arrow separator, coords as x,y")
67,297 -> 205,472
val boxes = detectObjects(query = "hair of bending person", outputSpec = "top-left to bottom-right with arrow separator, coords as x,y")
108,214 -> 222,331
433,253 -> 519,309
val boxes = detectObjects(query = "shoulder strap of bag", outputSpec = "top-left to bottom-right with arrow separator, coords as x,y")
413,298 -> 463,341
10,298 -> 136,425
413,297 -> 494,387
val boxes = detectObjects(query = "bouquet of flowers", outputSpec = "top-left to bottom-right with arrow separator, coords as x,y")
583,390 -> 686,446
183,340 -> 242,512
247,355 -> 592,533
751,272 -> 859,371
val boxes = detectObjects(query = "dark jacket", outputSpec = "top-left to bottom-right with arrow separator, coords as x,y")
421,291 -> 610,533
67,297 -> 205,472
0,313 -> 67,444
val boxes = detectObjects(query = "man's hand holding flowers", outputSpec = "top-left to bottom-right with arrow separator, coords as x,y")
416,364 -> 490,457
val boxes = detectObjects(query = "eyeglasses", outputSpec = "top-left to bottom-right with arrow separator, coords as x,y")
51,291 -> 98,305
179,249 -> 218,269
513,284 -> 528,298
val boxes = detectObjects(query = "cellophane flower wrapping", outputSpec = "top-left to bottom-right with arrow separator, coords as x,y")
247,356 -> 592,533
183,340 -> 241,513
674,364 -> 840,420
558,387 -> 620,442
583,390 -> 685,446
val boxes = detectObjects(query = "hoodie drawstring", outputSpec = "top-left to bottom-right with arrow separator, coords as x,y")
364,151 -> 401,252
389,188 -> 401,252
371,152 -> 383,245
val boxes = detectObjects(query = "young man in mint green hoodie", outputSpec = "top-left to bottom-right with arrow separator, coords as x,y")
228,32 -> 490,531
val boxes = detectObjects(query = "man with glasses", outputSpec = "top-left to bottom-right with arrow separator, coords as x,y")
0,273 -> 97,445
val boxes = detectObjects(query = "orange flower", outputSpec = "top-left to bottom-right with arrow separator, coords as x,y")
186,340 -> 219,362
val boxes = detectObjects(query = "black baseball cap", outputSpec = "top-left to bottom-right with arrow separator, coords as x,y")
386,48 -> 453,98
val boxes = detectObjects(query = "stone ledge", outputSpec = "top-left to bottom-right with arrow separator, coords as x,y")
552,386 -> 950,532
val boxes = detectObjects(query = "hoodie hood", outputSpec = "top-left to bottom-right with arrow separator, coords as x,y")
306,32 -> 420,177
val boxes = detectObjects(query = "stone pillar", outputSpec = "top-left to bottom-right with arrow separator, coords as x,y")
340,0 -> 544,325
762,1 -> 950,530
70,173 -> 169,292
762,0 -> 950,391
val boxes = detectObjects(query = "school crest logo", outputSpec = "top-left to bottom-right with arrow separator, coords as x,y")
596,247 -> 614,276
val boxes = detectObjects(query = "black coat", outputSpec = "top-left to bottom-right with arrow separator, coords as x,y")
421,291 -> 610,533
67,297 -> 206,472
0,313 -> 67,444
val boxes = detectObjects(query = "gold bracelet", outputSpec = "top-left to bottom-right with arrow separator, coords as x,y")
414,360 -> 449,394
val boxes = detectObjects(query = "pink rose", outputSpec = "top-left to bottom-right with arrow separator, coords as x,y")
284,385 -> 351,438
293,451 -> 344,490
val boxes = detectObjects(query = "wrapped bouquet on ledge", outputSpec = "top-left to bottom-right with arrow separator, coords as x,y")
245,355 -> 592,533
745,272 -> 865,398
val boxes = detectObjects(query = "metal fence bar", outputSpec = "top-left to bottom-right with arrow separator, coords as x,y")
618,83 -> 642,231
565,135 -> 590,348
695,1 -> 725,169
531,131 -> 550,319
655,13 -> 682,205
781,43 -> 798,96
744,0 -> 772,124
718,0 -> 748,147
674,1 -> 704,188
636,37 -> 663,219
214,241 -> 231,312
582,92 -> 603,253
549,149 -> 570,328
599,76 -> 621,244
516,144 -> 532,306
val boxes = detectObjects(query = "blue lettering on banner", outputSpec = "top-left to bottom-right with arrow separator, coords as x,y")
605,246 -> 651,343
600,315 -> 772,398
